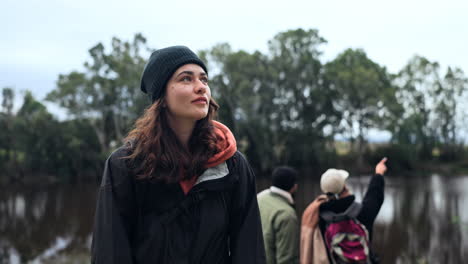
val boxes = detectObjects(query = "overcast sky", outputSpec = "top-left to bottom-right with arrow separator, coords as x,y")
1,0 -> 467,103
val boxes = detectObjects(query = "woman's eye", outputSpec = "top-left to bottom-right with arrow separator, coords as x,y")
201,77 -> 209,84
181,76 -> 191,82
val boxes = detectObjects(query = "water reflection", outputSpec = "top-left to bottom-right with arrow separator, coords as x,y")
371,174 -> 468,264
0,184 -> 96,263
1,175 -> 467,263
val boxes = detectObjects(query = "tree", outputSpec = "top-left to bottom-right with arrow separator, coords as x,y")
1,87 -> 14,115
15,91 -> 56,177
433,67 -> 468,160
267,29 -> 339,169
435,68 -> 467,144
46,33 -> 149,154
203,29 -> 340,173
324,49 -> 393,167
1,87 -> 15,161
393,56 -> 441,160
202,43 -> 277,172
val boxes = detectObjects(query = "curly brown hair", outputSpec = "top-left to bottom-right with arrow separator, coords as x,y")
123,97 -> 220,183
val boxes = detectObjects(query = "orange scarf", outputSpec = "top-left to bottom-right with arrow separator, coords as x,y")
179,121 -> 237,194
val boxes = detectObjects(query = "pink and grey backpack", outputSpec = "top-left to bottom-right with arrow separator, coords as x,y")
320,202 -> 371,264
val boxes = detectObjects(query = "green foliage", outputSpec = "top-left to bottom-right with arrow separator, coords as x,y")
203,29 -> 339,174
434,68 -> 467,147
0,91 -> 102,182
393,56 -> 440,160
324,49 -> 395,167
13,92 -> 61,177
2,29 -> 468,183
438,144 -> 466,162
1,87 -> 14,115
391,56 -> 468,161
267,29 -> 339,168
46,33 -> 150,154
203,43 -> 277,171
364,144 -> 417,172
0,87 -> 15,173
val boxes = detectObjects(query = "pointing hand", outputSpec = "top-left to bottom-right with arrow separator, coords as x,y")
375,157 -> 387,175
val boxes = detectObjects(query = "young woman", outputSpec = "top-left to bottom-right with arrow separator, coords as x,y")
91,46 -> 266,264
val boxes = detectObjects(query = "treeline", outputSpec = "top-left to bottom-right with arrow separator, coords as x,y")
1,29 -> 467,183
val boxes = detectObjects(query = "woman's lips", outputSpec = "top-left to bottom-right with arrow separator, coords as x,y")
192,97 -> 207,104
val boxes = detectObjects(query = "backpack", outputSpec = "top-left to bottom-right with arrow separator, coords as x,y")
320,202 -> 371,264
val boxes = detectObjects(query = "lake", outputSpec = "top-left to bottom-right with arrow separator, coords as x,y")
1,174 -> 467,263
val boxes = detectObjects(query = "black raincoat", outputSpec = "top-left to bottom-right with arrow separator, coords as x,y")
91,147 -> 266,264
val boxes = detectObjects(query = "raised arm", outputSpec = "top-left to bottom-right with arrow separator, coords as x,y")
360,158 -> 387,226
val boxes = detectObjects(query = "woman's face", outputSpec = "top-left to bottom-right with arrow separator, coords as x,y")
164,64 -> 211,123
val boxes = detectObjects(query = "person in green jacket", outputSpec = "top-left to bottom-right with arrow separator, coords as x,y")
258,166 -> 299,264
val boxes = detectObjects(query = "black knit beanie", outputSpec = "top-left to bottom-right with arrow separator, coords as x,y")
272,166 -> 298,191
140,46 -> 208,102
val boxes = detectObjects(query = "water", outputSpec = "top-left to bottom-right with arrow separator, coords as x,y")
1,174 -> 468,263
0,184 -> 96,264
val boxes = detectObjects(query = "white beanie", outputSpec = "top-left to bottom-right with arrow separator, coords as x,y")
320,168 -> 349,194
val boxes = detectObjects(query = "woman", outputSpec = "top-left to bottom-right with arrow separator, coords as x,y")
91,46 -> 266,264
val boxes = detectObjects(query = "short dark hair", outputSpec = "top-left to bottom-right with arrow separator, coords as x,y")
272,166 -> 298,191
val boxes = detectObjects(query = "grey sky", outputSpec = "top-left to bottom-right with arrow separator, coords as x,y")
1,0 -> 467,103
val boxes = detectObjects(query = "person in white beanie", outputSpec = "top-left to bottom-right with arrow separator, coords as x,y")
300,158 -> 387,264
320,158 -> 387,263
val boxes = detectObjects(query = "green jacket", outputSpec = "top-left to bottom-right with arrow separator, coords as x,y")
257,188 -> 299,264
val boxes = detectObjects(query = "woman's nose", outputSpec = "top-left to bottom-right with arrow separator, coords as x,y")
195,80 -> 207,93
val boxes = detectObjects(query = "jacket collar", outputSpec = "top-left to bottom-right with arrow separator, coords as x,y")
196,161 -> 229,185
320,195 -> 355,213
270,186 -> 294,204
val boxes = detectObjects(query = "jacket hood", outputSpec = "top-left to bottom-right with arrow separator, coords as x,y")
179,121 -> 236,194
205,121 -> 237,168
320,195 -> 356,213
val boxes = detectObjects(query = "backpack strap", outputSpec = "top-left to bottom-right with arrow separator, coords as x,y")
321,202 -> 372,264
344,202 -> 362,218
320,202 -> 362,223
